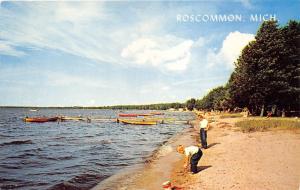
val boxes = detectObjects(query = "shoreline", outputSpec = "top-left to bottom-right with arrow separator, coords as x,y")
172,117 -> 300,190
91,123 -> 198,190
92,116 -> 300,190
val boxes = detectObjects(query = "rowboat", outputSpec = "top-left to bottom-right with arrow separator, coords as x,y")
150,112 -> 164,115
24,117 -> 59,123
61,117 -> 85,121
118,113 -> 138,117
118,113 -> 154,117
137,113 -> 153,116
117,118 -> 157,125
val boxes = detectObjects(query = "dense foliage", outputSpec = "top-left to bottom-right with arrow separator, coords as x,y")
186,98 -> 196,111
195,20 -> 300,116
195,86 -> 229,111
99,102 -> 184,110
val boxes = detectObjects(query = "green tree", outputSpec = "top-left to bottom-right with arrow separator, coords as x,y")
186,98 -> 196,111
280,20 -> 300,111
196,86 -> 228,111
229,21 -> 286,115
228,20 -> 300,115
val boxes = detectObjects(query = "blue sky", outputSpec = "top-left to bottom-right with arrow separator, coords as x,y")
0,1 -> 299,106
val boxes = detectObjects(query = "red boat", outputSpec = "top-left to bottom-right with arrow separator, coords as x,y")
24,117 -> 59,123
118,113 -> 138,117
118,113 -> 154,117
150,112 -> 164,115
136,113 -> 153,116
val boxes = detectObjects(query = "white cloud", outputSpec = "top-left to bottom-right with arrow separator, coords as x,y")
193,37 -> 206,48
121,35 -> 194,72
207,31 -> 254,68
1,2 -> 185,71
0,41 -> 25,57
0,2 -> 120,64
240,0 -> 254,9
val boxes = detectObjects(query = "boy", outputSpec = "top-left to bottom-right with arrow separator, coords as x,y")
198,115 -> 209,149
176,145 -> 202,174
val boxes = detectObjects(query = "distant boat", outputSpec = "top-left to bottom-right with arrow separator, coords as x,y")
118,113 -> 154,117
61,116 -> 85,121
150,112 -> 164,115
137,113 -> 153,116
29,109 -> 38,112
117,118 -> 157,125
118,113 -> 138,117
24,117 -> 59,123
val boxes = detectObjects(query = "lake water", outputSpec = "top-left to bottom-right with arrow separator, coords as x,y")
0,108 -> 193,190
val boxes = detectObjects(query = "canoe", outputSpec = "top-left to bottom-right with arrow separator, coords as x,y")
118,113 -> 138,117
150,112 -> 164,115
137,113 -> 153,116
24,117 -> 59,123
61,117 -> 85,121
118,113 -> 154,117
117,118 -> 157,125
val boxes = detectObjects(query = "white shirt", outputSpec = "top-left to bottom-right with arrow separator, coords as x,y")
184,146 -> 199,157
200,119 -> 208,129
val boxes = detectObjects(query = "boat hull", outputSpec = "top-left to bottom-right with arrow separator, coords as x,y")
118,119 -> 157,125
118,113 -> 154,117
24,117 -> 59,123
118,113 -> 138,117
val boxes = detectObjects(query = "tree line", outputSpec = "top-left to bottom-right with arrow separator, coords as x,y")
186,20 -> 300,116
99,102 -> 184,110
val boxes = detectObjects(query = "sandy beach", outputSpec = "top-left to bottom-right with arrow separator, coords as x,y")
172,117 -> 300,190
92,116 -> 300,190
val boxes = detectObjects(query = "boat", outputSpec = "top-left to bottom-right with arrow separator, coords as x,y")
24,117 -> 59,123
118,113 -> 154,117
61,116 -> 85,121
118,113 -> 138,117
117,118 -> 157,125
137,113 -> 153,116
150,112 -> 164,115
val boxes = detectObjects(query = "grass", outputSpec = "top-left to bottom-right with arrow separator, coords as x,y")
219,113 -> 244,119
236,117 -> 300,132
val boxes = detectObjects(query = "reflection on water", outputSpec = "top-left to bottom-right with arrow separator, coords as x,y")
0,108 -> 193,190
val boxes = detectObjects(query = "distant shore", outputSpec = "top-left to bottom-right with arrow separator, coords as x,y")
0,106 -> 116,109
0,103 -> 186,110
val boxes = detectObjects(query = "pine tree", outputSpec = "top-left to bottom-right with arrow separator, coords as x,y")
280,21 -> 300,112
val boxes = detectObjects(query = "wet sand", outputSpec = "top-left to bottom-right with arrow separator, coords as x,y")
91,126 -> 197,190
92,117 -> 300,190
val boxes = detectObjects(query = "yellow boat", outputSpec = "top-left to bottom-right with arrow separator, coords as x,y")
117,118 -> 157,125
61,116 -> 85,121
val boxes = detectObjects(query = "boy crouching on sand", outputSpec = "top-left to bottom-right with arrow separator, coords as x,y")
176,145 -> 202,174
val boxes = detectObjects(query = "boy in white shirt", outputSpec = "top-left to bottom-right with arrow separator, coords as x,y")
176,145 -> 203,174
198,115 -> 209,149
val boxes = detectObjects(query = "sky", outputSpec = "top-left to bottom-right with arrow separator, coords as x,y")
0,0 -> 299,106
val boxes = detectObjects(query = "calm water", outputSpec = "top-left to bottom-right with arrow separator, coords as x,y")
0,108 -> 192,190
